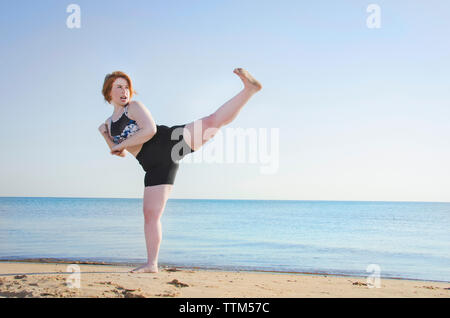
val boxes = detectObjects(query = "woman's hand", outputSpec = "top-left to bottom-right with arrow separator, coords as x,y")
111,143 -> 126,156
113,149 -> 127,157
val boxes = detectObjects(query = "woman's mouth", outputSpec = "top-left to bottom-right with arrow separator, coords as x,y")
120,96 -> 128,102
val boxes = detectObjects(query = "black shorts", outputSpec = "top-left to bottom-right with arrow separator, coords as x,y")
136,124 -> 195,187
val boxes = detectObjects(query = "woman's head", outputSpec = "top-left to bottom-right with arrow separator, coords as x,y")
102,71 -> 136,105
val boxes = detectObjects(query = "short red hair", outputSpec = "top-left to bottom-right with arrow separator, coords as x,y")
102,71 -> 136,103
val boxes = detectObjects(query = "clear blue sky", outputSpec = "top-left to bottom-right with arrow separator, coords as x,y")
1,0 -> 449,201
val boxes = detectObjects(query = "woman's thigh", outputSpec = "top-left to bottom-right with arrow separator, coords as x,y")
142,184 -> 173,221
183,115 -> 219,151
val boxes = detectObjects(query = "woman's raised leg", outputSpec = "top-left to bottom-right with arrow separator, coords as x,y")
183,68 -> 262,151
130,184 -> 173,273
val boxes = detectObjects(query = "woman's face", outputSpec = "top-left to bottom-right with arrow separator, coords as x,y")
110,77 -> 130,106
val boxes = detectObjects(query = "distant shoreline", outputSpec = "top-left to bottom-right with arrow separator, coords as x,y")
1,196 -> 450,204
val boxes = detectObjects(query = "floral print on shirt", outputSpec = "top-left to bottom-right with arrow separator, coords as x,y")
113,119 -> 140,144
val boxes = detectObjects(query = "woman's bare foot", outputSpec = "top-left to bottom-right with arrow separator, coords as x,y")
233,68 -> 262,92
130,263 -> 158,273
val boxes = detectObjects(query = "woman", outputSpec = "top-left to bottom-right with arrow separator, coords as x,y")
98,68 -> 262,273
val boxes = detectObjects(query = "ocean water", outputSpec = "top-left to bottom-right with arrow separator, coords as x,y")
0,197 -> 448,282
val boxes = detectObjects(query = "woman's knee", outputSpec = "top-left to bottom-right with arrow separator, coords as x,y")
201,114 -> 221,140
143,204 -> 164,223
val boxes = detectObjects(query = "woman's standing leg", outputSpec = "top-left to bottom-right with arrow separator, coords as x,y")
183,68 -> 262,151
131,184 -> 173,273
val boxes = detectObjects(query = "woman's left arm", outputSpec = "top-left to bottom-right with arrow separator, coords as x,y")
98,123 -> 127,157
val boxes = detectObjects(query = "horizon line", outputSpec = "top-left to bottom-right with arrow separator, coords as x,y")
0,196 -> 449,204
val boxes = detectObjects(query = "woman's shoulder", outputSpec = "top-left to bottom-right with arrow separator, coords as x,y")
126,100 -> 151,121
127,100 -> 146,111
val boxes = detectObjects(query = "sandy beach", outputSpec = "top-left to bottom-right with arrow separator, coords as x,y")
0,261 -> 448,298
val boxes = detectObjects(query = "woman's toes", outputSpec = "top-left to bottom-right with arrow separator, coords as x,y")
130,264 -> 158,273
234,68 -> 262,92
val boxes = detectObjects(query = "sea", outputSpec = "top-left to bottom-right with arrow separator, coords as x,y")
0,197 -> 448,282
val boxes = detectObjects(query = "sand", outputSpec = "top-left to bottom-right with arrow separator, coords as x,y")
0,261 -> 448,298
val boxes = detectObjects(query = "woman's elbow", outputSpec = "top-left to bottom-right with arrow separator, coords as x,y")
143,126 -> 157,140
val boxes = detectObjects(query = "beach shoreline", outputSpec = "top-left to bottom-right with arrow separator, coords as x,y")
0,261 -> 448,298
1,258 -> 448,284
